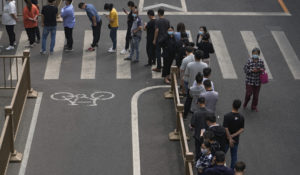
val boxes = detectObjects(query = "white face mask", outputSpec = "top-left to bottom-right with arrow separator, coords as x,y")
201,148 -> 208,154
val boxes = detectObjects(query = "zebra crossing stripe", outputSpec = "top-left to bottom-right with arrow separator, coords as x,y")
44,31 -> 65,80
241,31 -> 273,79
117,30 -> 131,79
210,30 -> 238,79
8,31 -> 27,80
272,31 -> 300,80
81,30 -> 96,79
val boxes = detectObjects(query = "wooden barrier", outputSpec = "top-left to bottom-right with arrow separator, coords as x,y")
0,50 -> 37,175
167,66 -> 194,175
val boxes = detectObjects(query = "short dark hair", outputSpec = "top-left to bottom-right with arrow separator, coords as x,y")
205,114 -> 216,123
203,141 -> 211,150
195,72 -> 203,84
48,0 -> 55,3
252,47 -> 261,55
186,46 -> 194,53
234,161 -> 246,172
203,79 -> 212,88
233,99 -> 242,110
78,2 -> 85,9
194,50 -> 204,60
203,130 -> 215,140
197,97 -> 205,104
158,8 -> 164,16
127,1 -> 135,7
203,67 -> 212,77
147,10 -> 154,16
215,151 -> 225,163
104,3 -> 114,11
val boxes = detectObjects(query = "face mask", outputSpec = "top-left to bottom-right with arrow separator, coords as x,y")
132,14 -> 137,18
201,148 -> 208,154
168,31 -> 174,35
199,31 -> 204,35
252,54 -> 259,59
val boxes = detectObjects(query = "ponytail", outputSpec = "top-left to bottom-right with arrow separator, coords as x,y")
24,0 -> 32,11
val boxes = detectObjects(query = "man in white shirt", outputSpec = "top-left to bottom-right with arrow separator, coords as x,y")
180,46 -> 194,94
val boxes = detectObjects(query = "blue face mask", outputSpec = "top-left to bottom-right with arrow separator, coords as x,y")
252,54 -> 259,59
199,31 -> 204,35
168,31 -> 174,35
132,14 -> 137,18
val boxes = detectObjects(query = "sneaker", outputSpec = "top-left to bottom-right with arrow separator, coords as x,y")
40,51 -> 47,55
124,57 -> 132,61
120,49 -> 129,55
65,48 -> 74,52
6,46 -> 15,50
87,47 -> 95,52
108,48 -> 116,53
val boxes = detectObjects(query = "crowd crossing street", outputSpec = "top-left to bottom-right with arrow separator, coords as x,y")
0,0 -> 299,175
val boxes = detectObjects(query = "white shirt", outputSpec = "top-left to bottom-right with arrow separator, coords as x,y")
2,1 -> 16,25
193,77 -> 215,91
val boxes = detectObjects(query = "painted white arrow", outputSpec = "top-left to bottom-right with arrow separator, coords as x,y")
143,3 -> 185,12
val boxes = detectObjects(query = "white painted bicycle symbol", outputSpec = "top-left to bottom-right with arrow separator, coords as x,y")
50,91 -> 115,106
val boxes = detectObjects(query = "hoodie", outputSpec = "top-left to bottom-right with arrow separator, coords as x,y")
204,165 -> 234,175
208,125 -> 227,152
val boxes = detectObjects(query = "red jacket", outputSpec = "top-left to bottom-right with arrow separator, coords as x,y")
23,4 -> 39,28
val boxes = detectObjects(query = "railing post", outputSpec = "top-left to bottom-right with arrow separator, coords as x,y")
164,66 -> 177,99
5,107 -> 23,162
185,152 -> 194,175
169,104 -> 184,141
23,50 -> 37,98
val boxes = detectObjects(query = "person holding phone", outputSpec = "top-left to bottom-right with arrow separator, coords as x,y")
243,48 -> 265,112
120,1 -> 135,55
104,3 -> 118,53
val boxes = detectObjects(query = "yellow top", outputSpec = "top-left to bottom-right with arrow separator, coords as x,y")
109,8 -> 119,27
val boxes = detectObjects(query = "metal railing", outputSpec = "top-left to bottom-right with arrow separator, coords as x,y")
0,50 -> 37,175
167,66 -> 194,175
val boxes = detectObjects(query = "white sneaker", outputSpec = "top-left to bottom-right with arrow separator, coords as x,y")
108,48 -> 116,53
108,46 -> 113,50
6,46 -> 15,50
120,49 -> 128,55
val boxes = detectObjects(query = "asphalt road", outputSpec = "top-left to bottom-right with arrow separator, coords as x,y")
1,0 -> 299,174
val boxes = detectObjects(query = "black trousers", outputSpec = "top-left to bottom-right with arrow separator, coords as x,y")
64,27 -> 73,49
162,55 -> 174,77
146,41 -> 156,65
35,26 -> 40,41
184,89 -> 193,117
91,20 -> 102,47
125,27 -> 132,50
5,25 -> 15,46
195,137 -> 203,161
25,27 -> 36,45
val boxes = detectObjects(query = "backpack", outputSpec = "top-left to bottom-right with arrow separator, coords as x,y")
208,126 -> 227,152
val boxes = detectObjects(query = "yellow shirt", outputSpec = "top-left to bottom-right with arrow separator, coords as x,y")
109,8 -> 118,27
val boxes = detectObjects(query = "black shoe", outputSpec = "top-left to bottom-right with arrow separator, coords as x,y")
124,57 -> 132,61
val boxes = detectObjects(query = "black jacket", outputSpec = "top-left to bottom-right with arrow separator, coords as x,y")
197,41 -> 215,59
208,125 -> 227,152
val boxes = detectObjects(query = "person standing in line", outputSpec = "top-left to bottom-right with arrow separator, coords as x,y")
183,50 -> 208,118
31,0 -> 40,43
193,67 -> 215,91
243,48 -> 265,112
195,141 -> 213,175
161,26 -> 178,84
144,10 -> 156,67
203,130 -> 221,156
120,1 -> 135,55
200,80 -> 218,113
189,73 -> 206,113
196,26 -> 209,46
79,2 -> 102,52
190,97 -> 212,161
40,0 -> 58,55
124,9 -> 142,63
152,8 -> 170,72
197,33 -> 214,65
234,161 -> 246,175
61,0 -> 75,52
174,22 -> 188,42
104,3 -> 118,53
2,0 -> 17,50
223,99 -> 245,169
180,46 -> 195,94
204,151 -> 234,175
23,0 -> 39,48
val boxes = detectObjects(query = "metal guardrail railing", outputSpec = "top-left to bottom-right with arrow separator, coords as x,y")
166,66 -> 194,175
0,50 -> 37,175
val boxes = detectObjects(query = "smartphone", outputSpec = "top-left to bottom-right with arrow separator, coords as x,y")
122,8 -> 126,13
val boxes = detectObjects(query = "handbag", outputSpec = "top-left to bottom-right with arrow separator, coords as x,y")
260,70 -> 269,84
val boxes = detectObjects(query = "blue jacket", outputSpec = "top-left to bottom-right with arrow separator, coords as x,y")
61,4 -> 75,28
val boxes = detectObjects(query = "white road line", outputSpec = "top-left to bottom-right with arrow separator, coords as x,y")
117,30 -> 131,79
272,31 -> 300,80
8,31 -> 27,80
241,31 -> 273,79
138,0 -> 144,12
210,30 -> 238,79
44,31 -> 65,80
180,0 -> 187,12
18,92 -> 43,175
131,85 -> 170,175
73,11 -> 291,16
143,3 -> 184,12
186,30 -> 193,42
81,30 -> 96,79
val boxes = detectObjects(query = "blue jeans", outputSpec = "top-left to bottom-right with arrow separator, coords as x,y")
42,26 -> 57,52
225,142 -> 239,169
129,36 -> 141,60
110,27 -> 118,50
